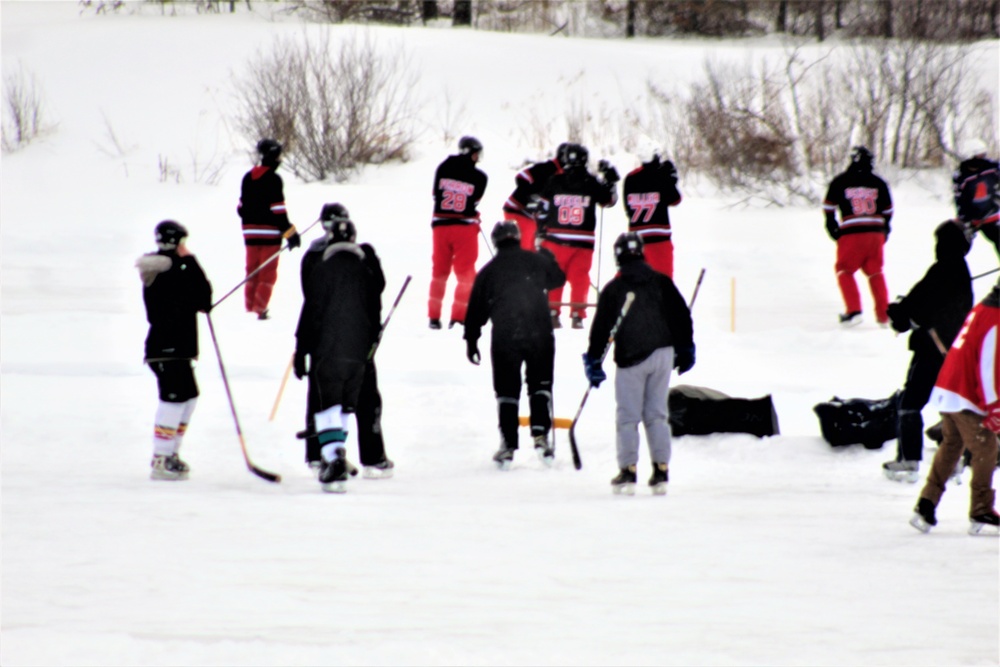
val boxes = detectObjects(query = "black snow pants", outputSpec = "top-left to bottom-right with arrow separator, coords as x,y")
491,335 -> 554,450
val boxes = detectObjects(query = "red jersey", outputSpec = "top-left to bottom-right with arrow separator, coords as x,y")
928,292 -> 1000,415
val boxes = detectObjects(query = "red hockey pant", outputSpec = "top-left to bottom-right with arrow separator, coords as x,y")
542,241 -> 593,320
835,233 -> 888,322
245,245 -> 280,315
504,211 -> 538,251
429,224 -> 479,323
643,240 -> 674,278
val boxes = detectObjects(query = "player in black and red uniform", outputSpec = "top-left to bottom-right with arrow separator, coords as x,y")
537,143 -> 618,329
428,136 -> 488,330
822,146 -> 893,327
502,143 -> 568,250
622,149 -> 682,277
952,138 -> 999,258
237,138 -> 300,320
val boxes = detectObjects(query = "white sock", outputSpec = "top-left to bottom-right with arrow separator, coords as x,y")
153,400 -> 186,457
174,397 -> 198,454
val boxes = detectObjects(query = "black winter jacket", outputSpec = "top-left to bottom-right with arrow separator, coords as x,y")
587,259 -> 692,368
464,243 -> 566,346
295,242 -> 382,364
896,221 -> 973,357
138,250 -> 212,362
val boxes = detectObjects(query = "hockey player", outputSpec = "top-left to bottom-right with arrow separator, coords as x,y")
822,146 -> 894,327
297,204 -> 394,479
464,221 -> 567,469
537,143 -> 619,329
502,143 -> 568,250
293,212 -> 382,492
622,148 -> 682,277
428,136 -> 488,330
237,138 -> 301,320
952,138 -> 999,257
583,232 -> 694,495
910,282 -> 1000,535
136,220 -> 213,480
883,220 -> 973,482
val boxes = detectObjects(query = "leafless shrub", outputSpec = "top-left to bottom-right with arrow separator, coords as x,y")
232,29 -> 419,182
2,65 -> 51,153
158,154 -> 182,183
435,85 -> 470,146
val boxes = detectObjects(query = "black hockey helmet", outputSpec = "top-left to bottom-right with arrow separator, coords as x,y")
563,143 -> 589,170
850,145 -> 873,171
458,135 -> 483,156
555,142 -> 572,167
490,220 -> 521,248
154,220 -> 188,249
257,138 -> 282,164
329,219 -> 357,244
613,231 -> 644,266
320,202 -> 351,231
935,220 -> 971,260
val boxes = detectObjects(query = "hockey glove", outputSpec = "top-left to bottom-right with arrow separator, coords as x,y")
662,160 -> 679,184
885,300 -> 911,333
293,350 -> 309,380
674,345 -> 695,375
466,339 -> 481,366
582,353 -> 606,388
983,401 -> 1000,434
286,230 -> 301,250
598,160 -> 620,185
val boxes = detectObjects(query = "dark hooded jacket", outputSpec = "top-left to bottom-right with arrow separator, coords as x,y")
587,258 -> 692,368
893,221 -> 973,356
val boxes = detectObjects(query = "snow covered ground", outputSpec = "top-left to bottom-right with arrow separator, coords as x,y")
2,3 -> 998,666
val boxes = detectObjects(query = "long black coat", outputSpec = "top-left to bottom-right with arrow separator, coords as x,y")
587,259 -> 692,368
295,242 -> 382,365
464,243 -> 566,347
138,250 -> 212,362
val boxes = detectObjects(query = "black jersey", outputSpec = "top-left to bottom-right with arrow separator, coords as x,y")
622,158 -> 681,244
503,158 -> 563,217
138,250 -> 212,362
431,154 -> 488,228
952,156 -> 1000,227
538,168 -> 616,249
238,166 -> 294,247
822,167 -> 893,238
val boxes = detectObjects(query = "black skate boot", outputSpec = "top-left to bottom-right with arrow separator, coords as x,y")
649,462 -> 669,496
909,497 -> 937,533
319,447 -> 351,493
533,434 -> 555,467
611,465 -> 637,495
493,445 -> 516,471
968,509 -> 1000,536
570,314 -> 584,329
550,310 -> 562,329
150,453 -> 190,481
363,457 -> 395,479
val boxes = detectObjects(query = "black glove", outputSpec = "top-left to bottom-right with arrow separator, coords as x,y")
466,339 -> 481,365
674,345 -> 695,375
582,353 -> 607,388
662,160 -> 678,184
598,160 -> 620,185
286,231 -> 301,250
886,301 -> 910,333
293,350 -> 309,379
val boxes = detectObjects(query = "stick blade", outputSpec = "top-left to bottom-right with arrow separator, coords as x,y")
568,423 -> 583,470
249,463 -> 281,483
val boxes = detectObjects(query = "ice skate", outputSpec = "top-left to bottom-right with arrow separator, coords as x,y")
909,497 -> 937,533
968,509 -> 1000,536
882,460 -> 919,483
533,434 -> 555,467
550,310 -> 562,329
363,458 -> 395,479
150,453 -> 189,481
838,311 -> 862,327
611,465 -> 637,495
570,314 -> 584,329
428,318 -> 442,330
649,462 -> 669,496
319,447 -> 351,493
493,445 -> 515,471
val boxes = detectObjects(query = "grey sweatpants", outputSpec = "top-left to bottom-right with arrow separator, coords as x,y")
614,346 -> 674,468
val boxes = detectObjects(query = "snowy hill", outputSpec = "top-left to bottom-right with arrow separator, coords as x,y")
2,3 -> 998,666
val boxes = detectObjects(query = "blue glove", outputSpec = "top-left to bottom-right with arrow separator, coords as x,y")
582,353 -> 606,388
674,345 -> 695,375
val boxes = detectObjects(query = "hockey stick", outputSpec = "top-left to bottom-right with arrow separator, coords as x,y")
973,267 -> 1000,281
206,313 -> 281,483
596,206 -> 605,292
568,291 -> 636,470
368,275 -> 412,360
268,354 -> 294,422
689,268 -> 706,309
211,218 -> 321,310
479,225 -> 495,258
